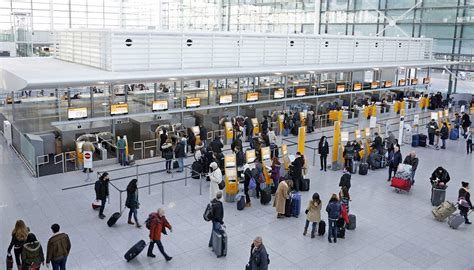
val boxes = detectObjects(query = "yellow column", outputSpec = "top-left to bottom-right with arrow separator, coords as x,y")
331,121 -> 341,170
224,154 -> 238,194
297,126 -> 306,154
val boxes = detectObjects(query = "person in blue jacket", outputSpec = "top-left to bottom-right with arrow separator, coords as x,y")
326,194 -> 342,243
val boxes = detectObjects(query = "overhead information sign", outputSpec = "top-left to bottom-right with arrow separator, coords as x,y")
384,81 -> 392,88
371,82 -> 379,89
274,88 -> 284,99
68,107 -> 88,120
186,97 -> 201,108
219,95 -> 232,105
110,103 -> 129,115
295,88 -> 306,97
337,85 -> 345,93
246,92 -> 259,102
152,100 -> 168,111
353,83 -> 362,91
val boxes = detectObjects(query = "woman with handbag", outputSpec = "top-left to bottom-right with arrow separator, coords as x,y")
126,179 -> 141,228
458,182 -> 472,225
303,193 -> 322,238
7,220 -> 29,270
162,139 -> 173,174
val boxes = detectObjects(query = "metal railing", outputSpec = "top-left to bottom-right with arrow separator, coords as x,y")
36,155 -> 49,178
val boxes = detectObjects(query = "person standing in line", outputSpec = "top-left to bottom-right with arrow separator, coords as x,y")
303,193 -> 322,238
246,236 -> 269,270
291,152 -> 305,192
338,167 -> 351,191
208,191 -> 225,249
465,128 -> 472,154
243,164 -> 253,207
95,172 -> 110,219
199,125 -> 208,147
261,116 -> 269,135
318,136 -> 329,171
387,145 -> 402,182
162,139 -> 174,174
81,140 -> 95,173
7,220 -> 29,270
461,112 -> 471,135
147,208 -> 173,261
440,122 -> 449,149
117,136 -> 127,166
187,128 -> 196,154
245,117 -> 254,142
403,151 -> 419,184
125,179 -> 141,228
159,129 -> 167,158
46,224 -> 71,270
270,157 -> 281,188
174,138 -> 186,173
458,181 -> 472,225
326,194 -> 342,243
427,119 -> 439,146
283,113 -> 290,137
273,179 -> 293,218
208,162 -> 222,201
339,186 -> 350,213
306,112 -> 314,133
21,233 -> 44,270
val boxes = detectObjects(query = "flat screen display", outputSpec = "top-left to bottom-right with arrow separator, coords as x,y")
317,87 -> 327,94
295,88 -> 306,97
246,92 -> 259,102
384,80 -> 392,88
371,82 -> 379,89
337,85 -> 345,93
152,100 -> 168,111
110,103 -> 129,115
186,97 -> 201,108
411,78 -> 418,85
219,95 -> 232,105
398,79 -> 406,86
353,83 -> 362,91
423,77 -> 430,84
68,107 -> 87,120
274,89 -> 284,99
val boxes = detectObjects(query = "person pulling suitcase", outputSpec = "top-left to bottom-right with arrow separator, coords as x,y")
458,181 -> 473,225
147,208 -> 173,261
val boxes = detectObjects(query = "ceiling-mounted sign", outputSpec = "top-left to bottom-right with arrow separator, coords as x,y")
274,88 -> 284,99
317,87 -> 327,94
110,103 -> 129,115
152,100 -> 168,111
67,107 -> 88,120
398,79 -> 406,86
337,85 -> 345,93
384,80 -> 392,88
296,88 -> 306,97
246,92 -> 259,102
353,83 -> 362,91
411,78 -> 418,85
186,97 -> 201,108
423,77 -> 430,84
219,95 -> 232,105
371,81 -> 379,89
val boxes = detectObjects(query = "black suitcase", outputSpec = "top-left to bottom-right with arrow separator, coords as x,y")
173,160 -> 179,169
347,214 -> 356,230
260,188 -> 271,205
284,198 -> 292,217
107,212 -> 121,227
237,195 -> 245,210
318,220 -> 326,236
411,134 -> 420,147
300,178 -> 310,191
191,161 -> 203,179
124,240 -> 146,262
418,134 -> 427,147
358,162 -> 368,175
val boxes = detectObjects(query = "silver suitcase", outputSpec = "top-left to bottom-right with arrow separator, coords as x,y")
212,230 -> 227,257
448,214 -> 465,229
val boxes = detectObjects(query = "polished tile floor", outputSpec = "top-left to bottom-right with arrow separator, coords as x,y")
0,128 -> 473,270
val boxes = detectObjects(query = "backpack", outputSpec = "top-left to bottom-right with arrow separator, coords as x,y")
145,213 -> 158,230
203,203 -> 214,222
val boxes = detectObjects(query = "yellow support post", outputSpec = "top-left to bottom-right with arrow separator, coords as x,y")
370,105 -> 377,117
260,146 -> 272,185
251,118 -> 259,135
224,122 -> 233,142
281,144 -> 290,171
331,121 -> 341,170
224,154 -> 238,194
298,126 -> 306,154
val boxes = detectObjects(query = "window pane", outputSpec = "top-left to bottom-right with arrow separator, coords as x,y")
434,39 -> 454,54
354,24 -> 377,36
422,8 -> 458,23
327,24 -> 347,35
355,0 -> 379,10
461,40 -> 474,55
327,0 -> 348,11
421,25 -> 455,38
386,0 -> 416,9
424,0 -> 458,7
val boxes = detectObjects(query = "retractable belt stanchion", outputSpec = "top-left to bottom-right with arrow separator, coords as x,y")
224,154 -> 238,202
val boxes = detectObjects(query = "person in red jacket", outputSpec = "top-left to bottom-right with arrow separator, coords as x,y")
147,208 -> 173,261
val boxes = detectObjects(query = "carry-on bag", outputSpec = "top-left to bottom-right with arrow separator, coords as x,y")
391,177 -> 411,192
300,178 -> 310,192
290,192 -> 301,217
212,230 -> 227,257
358,162 -> 368,175
237,195 -> 245,210
337,226 -> 345,239
347,214 -> 356,230
92,200 -> 101,210
432,201 -> 457,221
173,160 -> 179,169
260,188 -> 271,205
411,134 -> 420,147
124,240 -> 147,262
284,198 -> 292,217
6,254 -> 13,270
448,214 -> 465,229
431,187 -> 446,206
418,134 -> 427,147
191,161 -> 203,179
318,220 -> 326,236
449,128 -> 459,140
107,212 -> 122,227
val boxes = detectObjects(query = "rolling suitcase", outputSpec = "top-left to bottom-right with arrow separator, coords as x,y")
107,212 -> 122,227
418,134 -> 427,147
347,214 -> 356,230
290,192 -> 301,217
212,230 -> 227,257
124,240 -> 146,262
260,188 -> 271,205
391,177 -> 411,192
237,194 -> 245,210
300,178 -> 310,191
449,128 -> 459,140
318,220 -> 326,236
358,162 -> 368,175
432,201 -> 457,221
411,134 -> 420,147
431,187 -> 446,206
448,214 -> 465,229
337,227 -> 345,239
284,198 -> 292,217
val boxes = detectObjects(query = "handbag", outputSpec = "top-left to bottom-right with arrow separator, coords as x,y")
249,177 -> 257,190
458,197 -> 470,208
218,179 -> 225,190
6,254 -> 13,269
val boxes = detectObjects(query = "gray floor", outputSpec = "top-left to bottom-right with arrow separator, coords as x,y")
0,129 -> 473,270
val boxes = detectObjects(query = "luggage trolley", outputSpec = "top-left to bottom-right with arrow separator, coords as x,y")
390,164 -> 413,193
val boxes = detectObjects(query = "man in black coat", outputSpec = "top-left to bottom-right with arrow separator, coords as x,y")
95,172 -> 110,219
291,152 -> 305,192
199,125 -> 208,147
210,136 -> 224,154
372,132 -> 383,153
339,167 -> 351,191
208,191 -> 225,248
318,136 -> 329,171
387,145 -> 402,182
461,112 -> 471,135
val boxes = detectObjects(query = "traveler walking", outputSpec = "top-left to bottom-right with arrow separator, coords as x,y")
46,224 -> 71,270
208,162 -> 222,201
21,233 -> 44,270
174,138 -> 186,172
273,179 -> 293,218
303,193 -> 322,238
147,208 -> 173,261
403,151 -> 419,184
326,194 -> 342,243
94,172 -> 110,219
208,191 -> 225,248
81,140 -> 95,173
7,220 -> 29,269
246,236 -> 269,270
117,136 -> 127,166
125,179 -> 141,228
465,128 -> 472,154
387,145 -> 402,182
318,136 -> 329,171
338,167 -> 351,191
458,182 -> 472,224
461,112 -> 471,135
